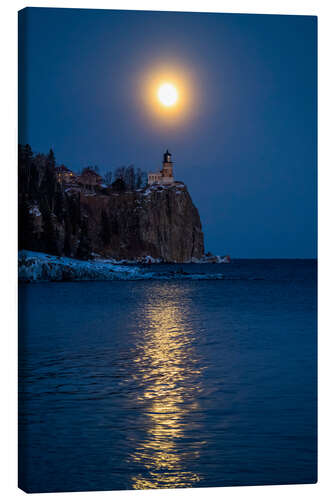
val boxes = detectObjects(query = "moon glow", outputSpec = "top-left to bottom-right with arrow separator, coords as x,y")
157,83 -> 178,107
139,62 -> 198,126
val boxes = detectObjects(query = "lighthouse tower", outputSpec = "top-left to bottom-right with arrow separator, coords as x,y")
148,150 -> 175,186
161,150 -> 173,180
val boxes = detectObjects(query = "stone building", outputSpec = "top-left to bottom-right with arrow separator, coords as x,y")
77,167 -> 103,192
55,165 -> 76,184
148,150 -> 175,186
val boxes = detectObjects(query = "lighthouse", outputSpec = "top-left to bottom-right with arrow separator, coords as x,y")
161,150 -> 173,179
148,150 -> 175,186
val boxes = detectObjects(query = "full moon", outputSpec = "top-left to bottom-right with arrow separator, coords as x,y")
157,83 -> 178,107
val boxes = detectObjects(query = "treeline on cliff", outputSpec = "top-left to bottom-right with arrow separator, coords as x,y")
104,166 -> 147,191
19,145 -> 80,256
18,145 -> 205,262
18,144 -> 148,258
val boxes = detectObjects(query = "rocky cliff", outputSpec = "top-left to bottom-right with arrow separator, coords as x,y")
79,183 -> 204,262
18,145 -> 205,262
21,182 -> 204,263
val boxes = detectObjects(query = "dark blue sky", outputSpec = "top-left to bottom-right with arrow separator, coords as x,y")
19,8 -> 317,258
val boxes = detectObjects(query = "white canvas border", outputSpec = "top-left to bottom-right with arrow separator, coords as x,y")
1,1 -> 331,499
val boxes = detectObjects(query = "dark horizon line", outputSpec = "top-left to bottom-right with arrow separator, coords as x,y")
229,257 -> 317,260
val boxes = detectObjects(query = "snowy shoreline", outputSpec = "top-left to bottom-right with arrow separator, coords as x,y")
18,251 -> 226,283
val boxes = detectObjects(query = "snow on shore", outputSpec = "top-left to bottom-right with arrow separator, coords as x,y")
18,251 -> 226,283
18,251 -> 151,282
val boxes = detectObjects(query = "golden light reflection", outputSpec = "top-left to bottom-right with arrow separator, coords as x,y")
129,285 -> 206,489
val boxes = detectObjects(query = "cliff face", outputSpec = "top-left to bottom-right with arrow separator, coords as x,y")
82,183 -> 204,262
23,183 -> 204,263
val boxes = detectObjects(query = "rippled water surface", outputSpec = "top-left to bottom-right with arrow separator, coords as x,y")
19,260 -> 317,492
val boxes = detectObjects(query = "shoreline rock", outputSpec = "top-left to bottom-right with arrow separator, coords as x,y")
18,250 -> 227,283
21,183 -> 205,263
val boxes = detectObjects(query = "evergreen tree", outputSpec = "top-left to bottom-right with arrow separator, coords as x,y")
40,200 -> 58,255
40,152 -> 57,210
63,216 -> 72,256
23,144 -> 34,166
68,194 -> 81,235
54,191 -> 64,222
77,218 -> 92,259
18,199 -> 34,250
100,210 -> 111,245
112,178 -> 126,192
47,148 -> 56,169
18,144 -> 34,194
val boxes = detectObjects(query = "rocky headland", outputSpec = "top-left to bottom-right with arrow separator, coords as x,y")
18,146 -> 205,263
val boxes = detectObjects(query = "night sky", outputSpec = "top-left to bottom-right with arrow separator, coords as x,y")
19,8 -> 317,258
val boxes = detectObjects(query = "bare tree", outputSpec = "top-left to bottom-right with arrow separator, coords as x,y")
124,165 -> 135,190
104,170 -> 113,186
84,165 -> 99,173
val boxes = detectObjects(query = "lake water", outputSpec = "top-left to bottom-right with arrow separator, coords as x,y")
18,260 -> 317,492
